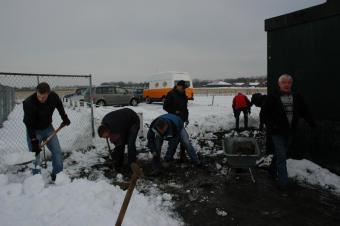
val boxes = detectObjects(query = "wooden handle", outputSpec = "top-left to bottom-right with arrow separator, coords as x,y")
115,163 -> 143,226
40,125 -> 64,148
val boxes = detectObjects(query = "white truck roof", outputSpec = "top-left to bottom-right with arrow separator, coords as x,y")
147,71 -> 192,82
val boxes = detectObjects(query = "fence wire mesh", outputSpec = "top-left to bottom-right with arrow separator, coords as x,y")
0,72 -> 94,166
0,85 -> 15,127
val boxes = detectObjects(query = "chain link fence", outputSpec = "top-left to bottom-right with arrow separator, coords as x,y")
0,72 -> 95,166
0,84 -> 16,128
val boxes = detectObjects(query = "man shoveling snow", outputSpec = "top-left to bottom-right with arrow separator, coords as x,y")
23,82 -> 71,181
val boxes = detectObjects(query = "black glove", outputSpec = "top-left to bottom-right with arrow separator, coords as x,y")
31,139 -> 41,155
61,116 -> 71,127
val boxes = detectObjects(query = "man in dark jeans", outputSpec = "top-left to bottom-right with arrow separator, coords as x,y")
232,92 -> 251,131
163,80 -> 189,162
147,113 -> 201,175
262,74 -> 315,189
251,93 -> 267,130
98,108 -> 140,171
23,82 -> 71,181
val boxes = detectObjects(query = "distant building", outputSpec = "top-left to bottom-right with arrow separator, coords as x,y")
204,81 -> 232,87
248,82 -> 260,87
233,82 -> 245,87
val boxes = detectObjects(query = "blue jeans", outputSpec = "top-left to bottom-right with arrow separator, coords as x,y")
27,126 -> 63,176
270,135 -> 292,186
164,128 -> 200,164
151,136 -> 164,170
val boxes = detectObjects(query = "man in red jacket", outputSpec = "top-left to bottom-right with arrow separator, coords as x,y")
232,92 -> 251,131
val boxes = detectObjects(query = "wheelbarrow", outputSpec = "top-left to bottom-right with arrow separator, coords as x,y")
223,136 -> 261,183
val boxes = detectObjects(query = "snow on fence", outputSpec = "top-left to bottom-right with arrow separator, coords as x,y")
0,72 -> 95,167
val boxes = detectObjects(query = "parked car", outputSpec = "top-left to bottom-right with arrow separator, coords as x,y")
132,88 -> 145,103
84,85 -> 138,106
143,71 -> 194,104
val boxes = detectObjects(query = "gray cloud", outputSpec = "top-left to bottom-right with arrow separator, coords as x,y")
0,0 -> 325,84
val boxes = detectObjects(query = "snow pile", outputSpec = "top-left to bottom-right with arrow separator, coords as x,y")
288,159 -> 340,193
216,208 -> 228,217
0,105 -> 32,167
0,173 -> 182,226
60,105 -> 93,152
0,147 -> 35,167
22,174 -> 45,196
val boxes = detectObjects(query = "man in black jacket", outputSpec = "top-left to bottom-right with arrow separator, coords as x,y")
262,74 -> 315,189
251,93 -> 267,130
23,82 -> 71,179
98,108 -> 140,171
163,80 -> 189,162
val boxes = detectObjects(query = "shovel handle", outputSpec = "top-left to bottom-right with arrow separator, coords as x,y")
115,163 -> 143,226
40,125 -> 64,148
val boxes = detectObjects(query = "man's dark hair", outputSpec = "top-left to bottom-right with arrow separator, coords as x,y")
98,125 -> 109,137
155,118 -> 168,131
176,80 -> 187,88
36,82 -> 51,94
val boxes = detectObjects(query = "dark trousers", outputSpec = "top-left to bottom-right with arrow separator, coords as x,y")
234,108 -> 249,130
112,122 -> 140,166
180,143 -> 186,159
269,135 -> 292,187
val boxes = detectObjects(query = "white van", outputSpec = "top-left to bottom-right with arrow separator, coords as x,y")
143,71 -> 194,103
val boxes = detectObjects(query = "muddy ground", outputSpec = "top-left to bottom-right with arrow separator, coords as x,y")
87,129 -> 340,226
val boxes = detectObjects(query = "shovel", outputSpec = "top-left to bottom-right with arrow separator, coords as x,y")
14,125 -> 65,166
115,163 -> 143,226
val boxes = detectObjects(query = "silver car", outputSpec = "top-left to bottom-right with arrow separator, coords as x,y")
84,85 -> 138,106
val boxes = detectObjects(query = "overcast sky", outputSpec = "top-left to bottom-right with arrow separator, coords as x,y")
0,0 -> 325,85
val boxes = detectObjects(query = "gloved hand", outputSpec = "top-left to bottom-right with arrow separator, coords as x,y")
31,139 -> 41,154
61,116 -> 71,127
185,120 -> 189,127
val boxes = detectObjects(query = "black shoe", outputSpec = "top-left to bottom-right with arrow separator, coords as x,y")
51,174 -> 56,182
268,171 -> 277,181
162,159 -> 173,169
179,150 -> 188,163
113,162 -> 123,172
276,182 -> 289,193
150,168 -> 162,177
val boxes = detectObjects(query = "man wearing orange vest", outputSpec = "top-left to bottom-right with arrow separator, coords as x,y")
232,92 -> 251,131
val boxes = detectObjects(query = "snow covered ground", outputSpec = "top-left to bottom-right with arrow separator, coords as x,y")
0,95 -> 339,226
287,159 -> 340,194
0,172 -> 182,226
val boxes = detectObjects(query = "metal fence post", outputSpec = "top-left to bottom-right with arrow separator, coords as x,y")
0,85 -> 3,127
89,74 -> 95,137
11,88 -> 15,110
4,87 -> 9,121
211,95 -> 215,106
